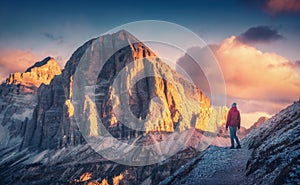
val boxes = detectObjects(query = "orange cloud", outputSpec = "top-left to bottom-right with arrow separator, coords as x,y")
266,0 -> 300,14
0,48 -> 39,83
215,36 -> 300,102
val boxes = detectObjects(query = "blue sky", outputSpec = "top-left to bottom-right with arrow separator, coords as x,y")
0,0 -> 299,65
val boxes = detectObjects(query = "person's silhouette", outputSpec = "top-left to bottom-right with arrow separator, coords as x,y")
226,102 -> 241,149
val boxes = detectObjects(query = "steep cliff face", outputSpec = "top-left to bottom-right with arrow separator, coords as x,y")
210,106 -> 229,133
0,57 -> 61,147
84,32 -> 212,139
21,39 -> 95,150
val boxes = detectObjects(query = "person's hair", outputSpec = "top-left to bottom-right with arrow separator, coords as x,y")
232,102 -> 237,107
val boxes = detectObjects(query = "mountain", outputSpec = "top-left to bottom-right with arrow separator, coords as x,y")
242,116 -> 268,136
75,29 -> 211,140
0,30 -> 223,184
15,29 -> 213,152
0,57 -> 61,147
248,116 -> 268,130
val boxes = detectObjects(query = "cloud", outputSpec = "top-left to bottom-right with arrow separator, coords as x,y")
295,60 -> 300,68
42,32 -> 64,44
226,96 -> 289,115
237,26 -> 284,44
0,48 -> 39,82
266,0 -> 300,14
176,47 -> 211,96
214,36 -> 300,115
239,0 -> 300,15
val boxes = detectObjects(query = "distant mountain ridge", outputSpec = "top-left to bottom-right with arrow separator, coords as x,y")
5,57 -> 61,87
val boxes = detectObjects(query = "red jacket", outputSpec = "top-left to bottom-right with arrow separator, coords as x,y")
226,107 -> 241,128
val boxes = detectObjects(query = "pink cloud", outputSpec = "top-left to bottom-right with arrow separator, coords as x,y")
295,60 -> 300,68
0,48 -> 39,83
214,36 -> 300,116
266,0 -> 300,14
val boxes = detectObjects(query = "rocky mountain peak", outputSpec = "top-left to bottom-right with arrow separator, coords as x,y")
70,29 -> 212,140
113,29 -> 140,42
5,57 -> 61,87
250,116 -> 268,129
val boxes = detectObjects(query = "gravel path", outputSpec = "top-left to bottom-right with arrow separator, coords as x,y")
172,145 -> 251,185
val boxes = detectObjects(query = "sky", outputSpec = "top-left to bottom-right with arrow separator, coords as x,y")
0,0 -> 299,128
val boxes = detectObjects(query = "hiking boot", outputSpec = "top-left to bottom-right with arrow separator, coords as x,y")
236,145 -> 241,149
229,146 -> 235,149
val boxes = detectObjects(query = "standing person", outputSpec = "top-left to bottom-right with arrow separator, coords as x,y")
226,102 -> 241,149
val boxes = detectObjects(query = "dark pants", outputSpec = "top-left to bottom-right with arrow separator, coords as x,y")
229,126 -> 240,147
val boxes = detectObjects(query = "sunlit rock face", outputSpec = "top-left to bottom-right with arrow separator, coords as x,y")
0,57 -> 61,147
70,29 -> 212,140
20,39 -> 95,150
6,57 -> 61,87
1,30 -> 217,151
209,106 -> 229,133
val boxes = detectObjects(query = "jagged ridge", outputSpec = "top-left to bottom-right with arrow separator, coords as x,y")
6,57 -> 61,87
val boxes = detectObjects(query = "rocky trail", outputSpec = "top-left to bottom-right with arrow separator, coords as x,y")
160,143 -> 252,185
